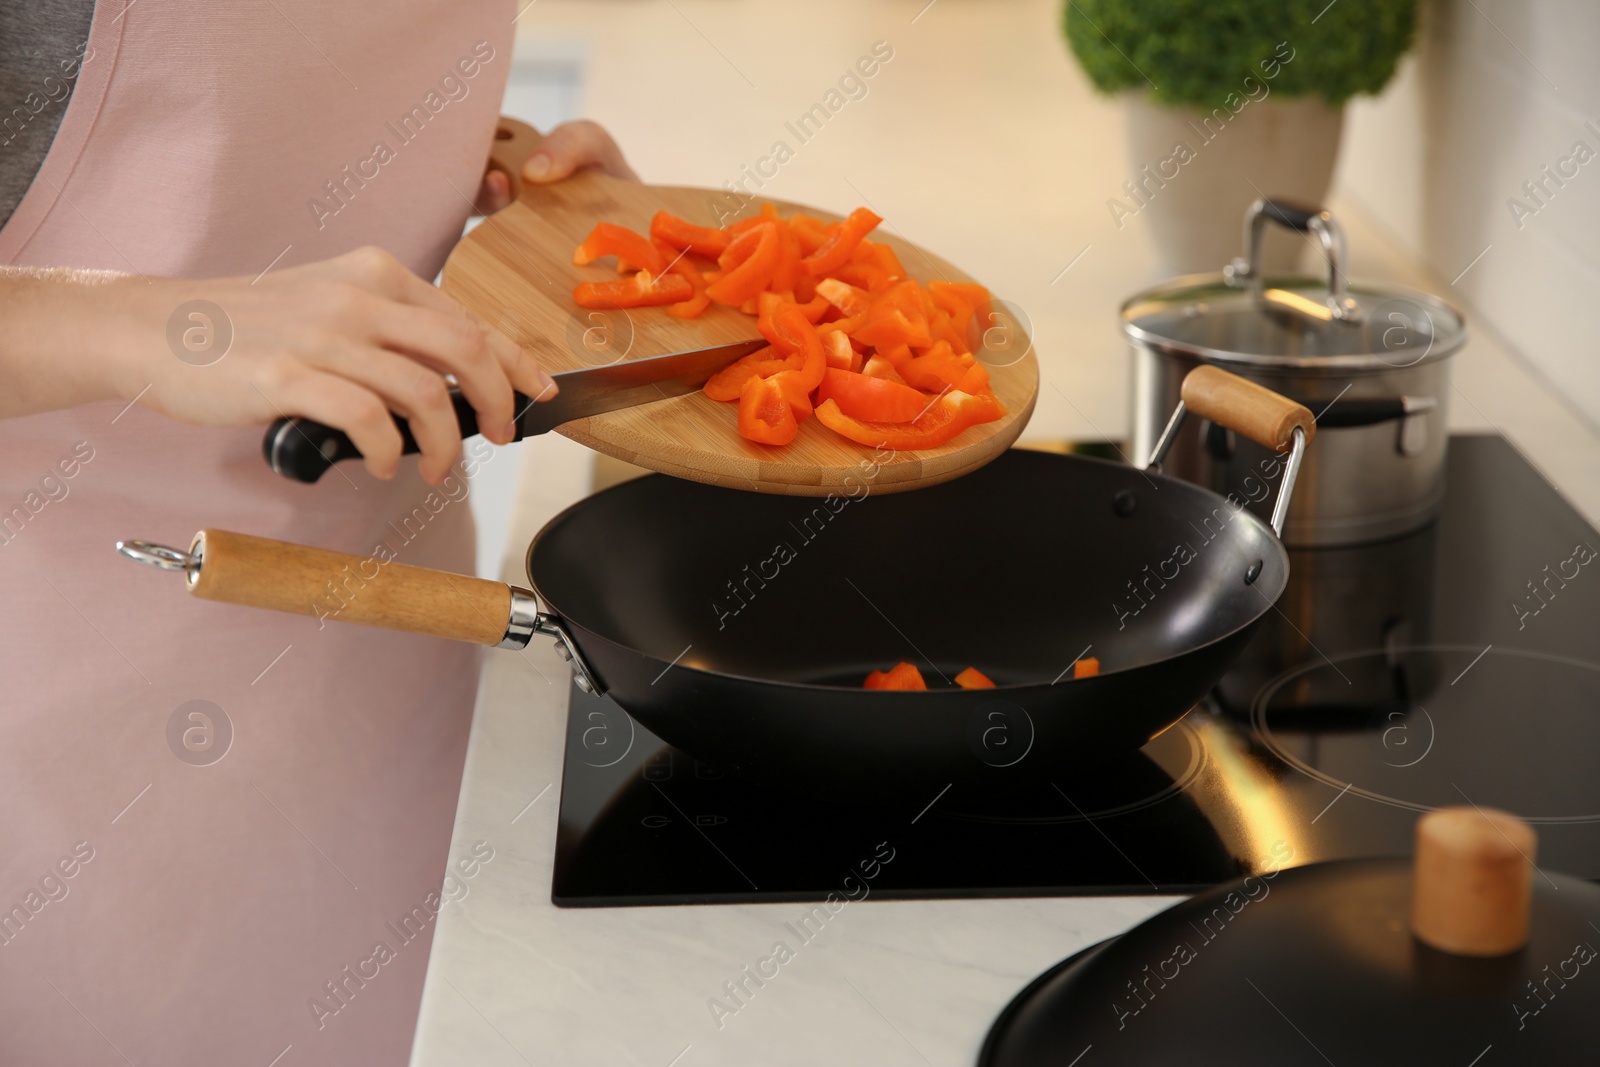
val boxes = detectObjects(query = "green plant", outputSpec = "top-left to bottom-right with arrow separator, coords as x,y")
1063,0 -> 1417,107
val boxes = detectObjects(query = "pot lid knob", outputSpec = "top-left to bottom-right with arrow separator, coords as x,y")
1411,805 -> 1535,957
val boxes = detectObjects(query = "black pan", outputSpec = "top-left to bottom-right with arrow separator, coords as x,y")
118,367 -> 1314,801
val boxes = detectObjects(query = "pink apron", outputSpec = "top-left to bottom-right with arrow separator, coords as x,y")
0,1 -> 513,1063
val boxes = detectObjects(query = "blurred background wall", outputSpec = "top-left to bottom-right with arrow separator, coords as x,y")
1342,0 -> 1600,427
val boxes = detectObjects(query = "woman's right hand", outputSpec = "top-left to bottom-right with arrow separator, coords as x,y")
103,246 -> 556,484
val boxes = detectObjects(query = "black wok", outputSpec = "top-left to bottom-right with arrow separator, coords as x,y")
118,367 -> 1314,801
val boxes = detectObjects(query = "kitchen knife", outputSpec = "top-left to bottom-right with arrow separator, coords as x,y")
262,338 -> 769,483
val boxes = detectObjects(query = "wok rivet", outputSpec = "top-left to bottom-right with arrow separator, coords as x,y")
1244,559 -> 1263,584
1112,490 -> 1137,517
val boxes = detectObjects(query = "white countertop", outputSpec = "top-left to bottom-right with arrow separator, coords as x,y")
410,3 -> 1600,1064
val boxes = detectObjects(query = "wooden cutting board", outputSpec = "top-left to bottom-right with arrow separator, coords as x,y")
440,119 -> 1039,496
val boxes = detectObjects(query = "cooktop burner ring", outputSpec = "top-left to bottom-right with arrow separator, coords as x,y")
934,717 -> 1206,824
1251,644 -> 1600,825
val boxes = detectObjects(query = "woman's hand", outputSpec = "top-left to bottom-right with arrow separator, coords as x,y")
474,119 -> 639,214
83,247 -> 559,484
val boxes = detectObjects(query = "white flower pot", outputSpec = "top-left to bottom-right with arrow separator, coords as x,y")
1118,92 -> 1345,276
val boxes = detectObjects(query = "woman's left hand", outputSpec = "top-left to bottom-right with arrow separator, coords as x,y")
475,119 -> 639,213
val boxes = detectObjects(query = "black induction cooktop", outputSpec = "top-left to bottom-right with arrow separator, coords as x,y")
551,435 -> 1600,907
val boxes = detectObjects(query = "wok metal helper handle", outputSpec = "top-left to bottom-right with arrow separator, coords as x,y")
114,530 -> 601,692
1146,366 -> 1317,539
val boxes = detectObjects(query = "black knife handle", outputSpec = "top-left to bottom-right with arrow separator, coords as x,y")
263,390 -> 527,483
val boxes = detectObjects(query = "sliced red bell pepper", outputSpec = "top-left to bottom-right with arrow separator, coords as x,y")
931,296 -> 972,340
853,281 -> 933,348
667,290 -> 711,319
860,355 -> 909,385
956,362 -> 991,395
815,278 -> 871,317
649,211 -> 730,258
801,207 -> 883,277
795,293 -> 831,323
772,306 -> 826,391
737,374 -> 800,446
833,261 -> 894,293
860,241 -> 906,281
821,311 -> 864,338
822,331 -> 860,372
652,238 -> 712,320
770,223 -> 802,295
573,222 -> 665,275
757,294 -> 809,353
716,224 -> 764,270
708,222 -> 780,306
899,341 -> 977,393
864,661 -> 927,690
702,345 -> 785,402
929,308 -> 970,354
756,291 -> 789,344
788,213 -> 830,255
927,280 -> 991,313
570,202 -> 1015,454
814,390 -> 1004,451
955,666 -> 996,689
573,271 -> 693,310
774,372 -> 814,423
876,342 -> 913,368
816,367 -> 930,423
722,204 -> 779,235
853,307 -> 932,349
875,279 -> 929,318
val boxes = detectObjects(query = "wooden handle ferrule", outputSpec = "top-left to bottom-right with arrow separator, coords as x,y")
188,529 -> 512,646
1180,365 -> 1316,453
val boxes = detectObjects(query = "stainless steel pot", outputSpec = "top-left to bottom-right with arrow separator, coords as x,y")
1125,198 -> 1468,547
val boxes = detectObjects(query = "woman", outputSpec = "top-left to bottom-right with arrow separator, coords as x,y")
0,2 -> 632,1063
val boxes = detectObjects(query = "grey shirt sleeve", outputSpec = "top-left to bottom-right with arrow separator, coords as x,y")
0,0 -> 97,230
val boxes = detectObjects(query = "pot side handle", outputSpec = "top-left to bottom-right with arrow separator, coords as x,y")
187,529 -> 519,647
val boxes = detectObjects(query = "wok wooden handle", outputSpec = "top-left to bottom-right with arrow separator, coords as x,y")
188,529 -> 513,646
1180,365 -> 1316,453
1411,806 -> 1535,957
485,116 -> 546,202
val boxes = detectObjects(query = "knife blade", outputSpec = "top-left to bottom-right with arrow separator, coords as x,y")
519,338 -> 769,436
263,338 -> 768,483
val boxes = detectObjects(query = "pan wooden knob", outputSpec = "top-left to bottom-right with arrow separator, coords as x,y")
1411,806 -> 1535,957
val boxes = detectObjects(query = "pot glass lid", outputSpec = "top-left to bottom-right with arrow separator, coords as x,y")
1121,276 -> 1467,368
